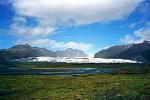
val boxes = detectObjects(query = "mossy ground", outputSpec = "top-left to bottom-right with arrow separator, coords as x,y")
0,63 -> 150,100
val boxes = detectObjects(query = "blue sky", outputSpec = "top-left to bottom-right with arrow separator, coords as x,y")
0,0 -> 150,56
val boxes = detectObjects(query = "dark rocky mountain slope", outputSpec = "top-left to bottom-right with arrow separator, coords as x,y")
94,41 -> 150,63
0,44 -> 56,61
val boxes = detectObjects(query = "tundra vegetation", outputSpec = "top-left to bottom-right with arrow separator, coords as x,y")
0,63 -> 150,100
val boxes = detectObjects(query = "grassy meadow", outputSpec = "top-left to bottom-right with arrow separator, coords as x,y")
0,63 -> 150,100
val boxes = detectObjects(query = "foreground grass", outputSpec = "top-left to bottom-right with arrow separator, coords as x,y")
0,74 -> 150,100
0,63 -> 150,99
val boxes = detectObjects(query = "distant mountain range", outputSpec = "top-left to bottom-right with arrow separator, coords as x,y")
94,41 -> 150,63
55,48 -> 87,57
1,41 -> 150,63
0,44 -> 87,61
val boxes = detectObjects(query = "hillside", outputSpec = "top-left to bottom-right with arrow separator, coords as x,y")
94,41 -> 150,63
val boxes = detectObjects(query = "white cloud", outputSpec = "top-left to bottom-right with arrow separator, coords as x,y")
9,17 -> 55,37
15,39 -> 92,51
12,0 -> 143,26
127,23 -> 138,29
13,16 -> 26,23
134,28 -> 150,40
120,35 -> 141,44
10,0 -> 143,38
10,24 -> 55,37
120,27 -> 150,44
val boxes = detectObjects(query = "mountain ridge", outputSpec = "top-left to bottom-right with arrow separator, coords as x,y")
94,41 -> 150,63
0,44 -> 87,61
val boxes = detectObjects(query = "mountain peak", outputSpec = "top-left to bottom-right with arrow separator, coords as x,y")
66,48 -> 74,51
94,42 -> 150,63
65,48 -> 80,52
0,44 -> 88,61
10,44 -> 32,49
143,40 -> 150,44
55,48 -> 87,57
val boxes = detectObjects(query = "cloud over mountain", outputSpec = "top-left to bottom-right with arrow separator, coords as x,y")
120,27 -> 150,44
15,39 -> 92,52
0,0 -> 146,55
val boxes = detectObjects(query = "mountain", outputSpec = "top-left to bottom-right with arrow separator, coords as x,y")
0,44 -> 56,61
0,44 -> 87,61
55,48 -> 87,57
94,41 -> 150,63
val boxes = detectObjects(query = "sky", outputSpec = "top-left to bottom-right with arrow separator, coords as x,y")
0,0 -> 150,56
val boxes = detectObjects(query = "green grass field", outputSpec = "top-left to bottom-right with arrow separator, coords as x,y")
0,63 -> 150,100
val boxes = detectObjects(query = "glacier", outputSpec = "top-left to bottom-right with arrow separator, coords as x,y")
13,57 -> 141,63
